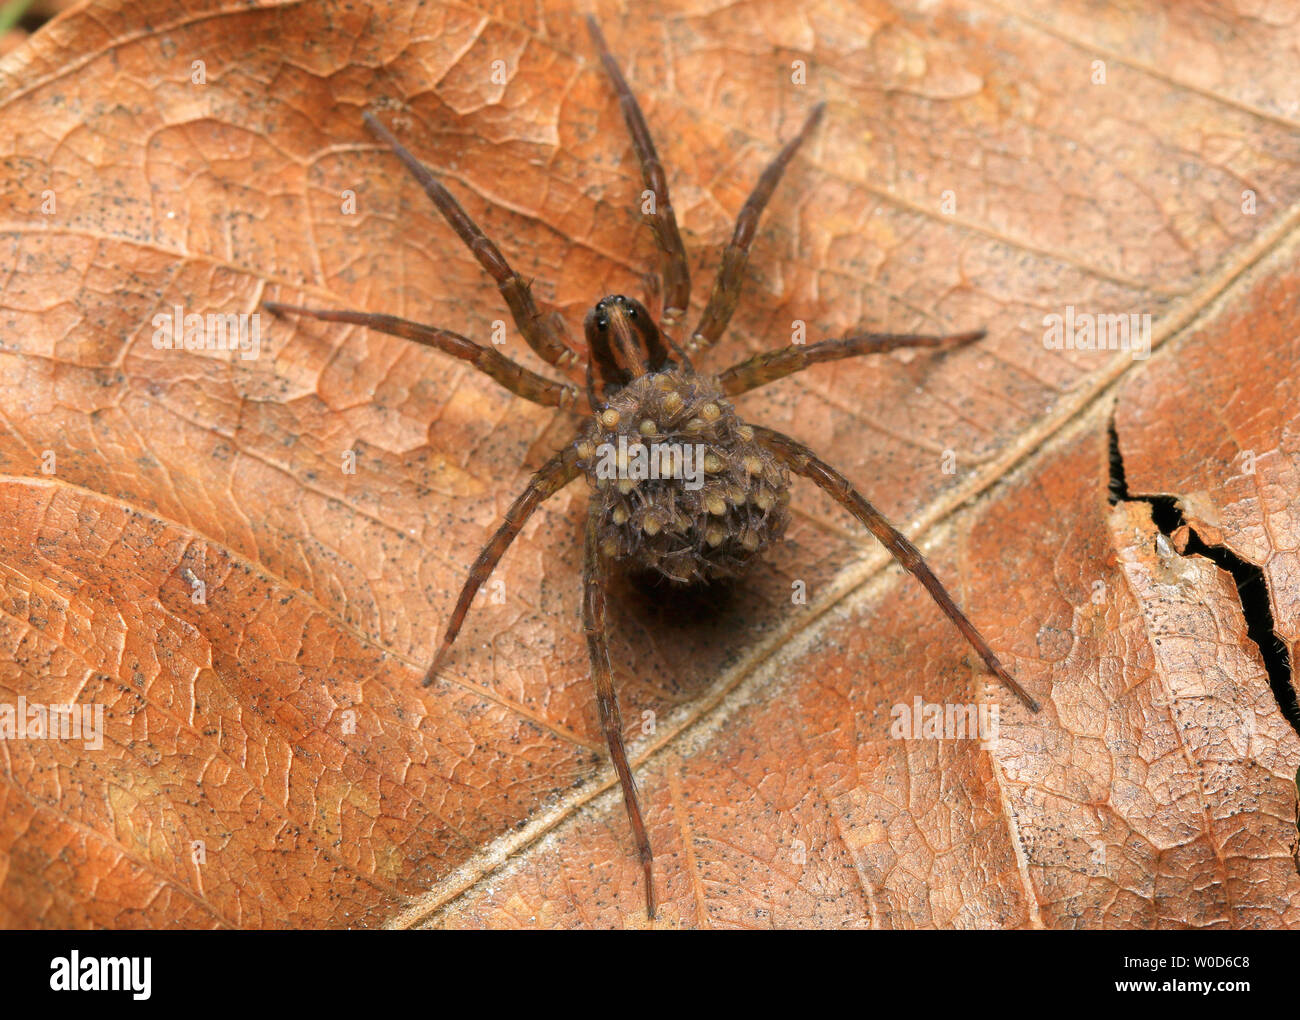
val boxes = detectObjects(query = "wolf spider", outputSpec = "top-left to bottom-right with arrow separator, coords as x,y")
266,16 -> 1040,921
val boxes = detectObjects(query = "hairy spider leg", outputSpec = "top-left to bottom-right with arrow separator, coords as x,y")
583,510 -> 657,919
586,16 -> 691,329
753,425 -> 1041,712
263,303 -> 584,411
428,442 -> 658,918
361,111 -> 586,384
717,330 -> 986,396
425,443 -> 584,684
688,103 -> 826,356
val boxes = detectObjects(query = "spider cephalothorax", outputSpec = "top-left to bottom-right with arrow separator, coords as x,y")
265,15 -> 1041,922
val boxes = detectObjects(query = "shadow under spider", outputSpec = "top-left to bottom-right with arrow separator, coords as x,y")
605,568 -> 752,700
264,15 -> 1042,921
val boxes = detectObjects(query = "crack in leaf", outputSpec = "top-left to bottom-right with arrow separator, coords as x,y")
1107,415 -> 1300,738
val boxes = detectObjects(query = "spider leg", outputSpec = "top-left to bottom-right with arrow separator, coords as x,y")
265,303 -> 586,411
688,103 -> 825,356
717,330 -> 984,397
586,16 -> 690,329
426,443 -> 583,684
752,425 -> 1041,712
361,112 -> 584,383
582,508 -> 657,919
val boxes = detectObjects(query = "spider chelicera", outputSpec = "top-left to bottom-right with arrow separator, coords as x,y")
266,16 -> 1041,921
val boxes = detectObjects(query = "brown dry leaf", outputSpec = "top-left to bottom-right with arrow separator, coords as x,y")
0,0 -> 1297,928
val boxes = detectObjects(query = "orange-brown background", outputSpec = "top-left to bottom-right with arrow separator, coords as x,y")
0,0 -> 1297,927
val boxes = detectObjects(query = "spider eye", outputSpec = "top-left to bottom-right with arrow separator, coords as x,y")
627,306 -> 637,319
596,314 -> 608,329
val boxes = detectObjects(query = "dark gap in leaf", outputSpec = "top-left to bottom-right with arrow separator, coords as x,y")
1108,416 -> 1300,738
1106,417 -> 1128,506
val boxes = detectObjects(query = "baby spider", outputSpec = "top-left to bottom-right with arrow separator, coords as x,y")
266,15 -> 1041,921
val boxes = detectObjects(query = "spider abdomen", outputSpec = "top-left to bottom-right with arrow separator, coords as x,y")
575,369 -> 791,584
